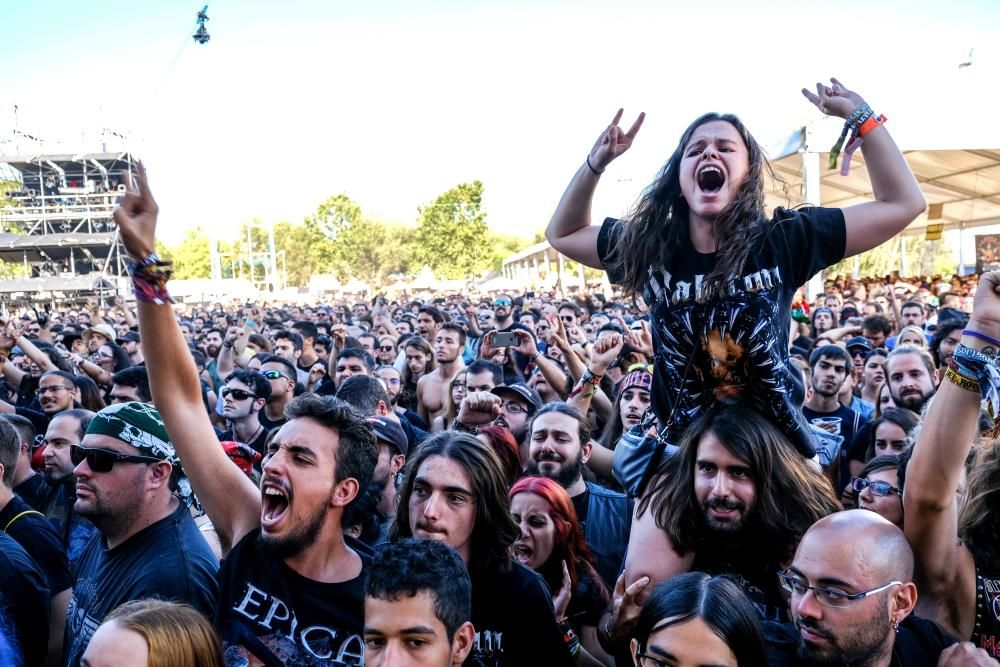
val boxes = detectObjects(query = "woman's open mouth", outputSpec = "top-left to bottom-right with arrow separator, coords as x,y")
697,165 -> 726,194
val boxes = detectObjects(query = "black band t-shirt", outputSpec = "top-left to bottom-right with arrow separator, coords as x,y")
597,207 -> 847,456
215,529 -> 369,667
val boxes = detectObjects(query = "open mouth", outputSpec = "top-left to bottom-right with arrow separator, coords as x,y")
513,543 -> 532,561
697,165 -> 726,194
261,483 -> 290,528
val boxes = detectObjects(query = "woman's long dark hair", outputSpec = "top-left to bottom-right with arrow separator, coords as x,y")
866,408 -> 919,461
641,401 -> 840,565
633,572 -> 768,666
390,431 -> 520,575
605,113 -> 776,300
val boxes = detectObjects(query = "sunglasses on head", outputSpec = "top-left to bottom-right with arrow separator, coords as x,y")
221,387 -> 258,401
851,477 -> 901,497
261,370 -> 290,381
71,444 -> 161,473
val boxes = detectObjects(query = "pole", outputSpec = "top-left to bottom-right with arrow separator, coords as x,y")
802,126 -> 824,300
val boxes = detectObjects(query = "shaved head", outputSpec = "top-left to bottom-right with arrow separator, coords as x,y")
802,510 -> 914,583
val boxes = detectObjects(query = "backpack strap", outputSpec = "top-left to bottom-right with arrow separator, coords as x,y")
4,509 -> 44,533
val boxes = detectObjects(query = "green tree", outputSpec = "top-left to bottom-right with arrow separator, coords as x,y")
488,232 -> 531,272
273,218 -> 335,288
825,233 -> 956,279
314,194 -> 363,241
414,181 -> 491,280
157,227 -> 212,279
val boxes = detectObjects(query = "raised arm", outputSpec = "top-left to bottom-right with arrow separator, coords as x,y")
802,79 -> 926,257
903,273 -> 1000,602
114,164 -> 260,554
545,109 -> 645,269
7,325 -> 57,374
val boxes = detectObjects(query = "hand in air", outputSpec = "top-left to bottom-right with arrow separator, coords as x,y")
457,392 -> 503,426
552,561 -> 573,619
113,162 -> 159,261
589,109 -> 646,172
801,78 -> 866,120
590,333 -> 624,374
511,330 -> 539,358
969,271 -> 1000,338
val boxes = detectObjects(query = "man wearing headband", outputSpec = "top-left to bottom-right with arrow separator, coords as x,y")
62,402 -> 219,667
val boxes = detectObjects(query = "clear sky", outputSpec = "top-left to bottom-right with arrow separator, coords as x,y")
1,0 -> 997,245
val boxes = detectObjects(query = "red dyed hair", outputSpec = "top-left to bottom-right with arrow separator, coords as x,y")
477,425 -> 522,486
509,476 -> 608,603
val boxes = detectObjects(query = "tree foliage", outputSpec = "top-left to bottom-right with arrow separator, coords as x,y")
157,227 -> 212,279
825,234 -> 957,279
414,181 -> 492,280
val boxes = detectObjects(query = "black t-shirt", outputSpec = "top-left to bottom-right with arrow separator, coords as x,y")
597,207 -> 846,456
0,494 -> 73,595
571,488 -> 590,525
0,531 -> 49,667
63,501 -> 220,667
801,403 -> 866,485
258,407 -> 288,432
40,477 -> 97,575
764,614 -> 956,666
215,529 -> 369,666
218,426 -> 271,459
14,472 -> 51,511
468,561 -> 574,667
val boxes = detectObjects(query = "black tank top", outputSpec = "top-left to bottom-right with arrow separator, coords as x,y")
972,563 -> 1000,658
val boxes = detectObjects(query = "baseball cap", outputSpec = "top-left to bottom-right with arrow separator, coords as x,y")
491,383 -> 542,415
367,416 -> 408,456
845,336 -> 874,353
118,331 -> 140,344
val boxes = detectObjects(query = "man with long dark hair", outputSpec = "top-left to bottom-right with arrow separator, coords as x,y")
603,402 -> 840,653
546,81 -> 926,461
390,431 -> 574,666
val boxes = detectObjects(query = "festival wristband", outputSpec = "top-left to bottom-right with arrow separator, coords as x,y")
945,366 -> 981,394
857,114 -> 887,139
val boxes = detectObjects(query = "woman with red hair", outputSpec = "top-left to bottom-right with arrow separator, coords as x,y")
510,476 -> 613,665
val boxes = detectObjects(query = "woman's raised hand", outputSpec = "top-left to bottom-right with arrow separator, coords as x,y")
801,78 -> 866,120
589,109 -> 646,172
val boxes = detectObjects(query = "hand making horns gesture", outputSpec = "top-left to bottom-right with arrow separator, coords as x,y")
588,108 -> 646,173
113,162 -> 159,261
801,78 -> 867,120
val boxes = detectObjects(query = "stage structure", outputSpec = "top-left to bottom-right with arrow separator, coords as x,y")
0,152 -> 135,303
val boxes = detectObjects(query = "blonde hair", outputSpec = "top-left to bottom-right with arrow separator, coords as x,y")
105,599 -> 224,667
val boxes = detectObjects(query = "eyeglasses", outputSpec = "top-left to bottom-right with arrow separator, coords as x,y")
379,345 -> 395,352
221,387 -> 258,401
494,299 -> 512,307
777,569 -> 902,608
70,444 -> 161,473
261,370 -> 290,381
36,385 -> 74,397
851,477 -> 901,497
502,401 -> 529,415
93,352 -> 114,360
635,653 -> 671,667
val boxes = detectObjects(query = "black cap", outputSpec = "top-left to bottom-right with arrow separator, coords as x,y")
491,383 -> 542,414
845,336 -> 873,353
118,331 -> 140,343
366,416 -> 408,456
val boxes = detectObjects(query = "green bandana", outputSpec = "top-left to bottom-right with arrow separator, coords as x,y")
86,402 -> 178,464
85,402 -> 193,504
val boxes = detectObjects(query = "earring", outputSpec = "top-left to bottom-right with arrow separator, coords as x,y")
892,619 -> 900,633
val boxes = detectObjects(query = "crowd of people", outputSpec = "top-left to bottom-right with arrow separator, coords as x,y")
0,79 -> 998,667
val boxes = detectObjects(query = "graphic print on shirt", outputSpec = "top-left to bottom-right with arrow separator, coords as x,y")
222,582 -> 364,666
645,264 -> 799,443
465,629 -> 504,666
64,581 -> 102,664
981,576 -> 1000,658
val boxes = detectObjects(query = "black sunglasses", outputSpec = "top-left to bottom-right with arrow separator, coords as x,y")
71,444 -> 161,473
221,387 -> 258,401
379,345 -> 395,352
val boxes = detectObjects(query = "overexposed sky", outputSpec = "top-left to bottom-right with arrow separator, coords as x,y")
1,0 -> 997,245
